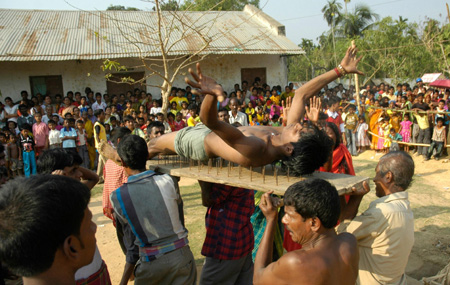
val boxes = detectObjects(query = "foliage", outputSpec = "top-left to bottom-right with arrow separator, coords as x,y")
155,0 -> 180,11
106,4 -> 140,11
181,0 -> 260,11
288,1 -> 450,84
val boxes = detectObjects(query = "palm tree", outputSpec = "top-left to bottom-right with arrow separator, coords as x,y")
322,0 -> 343,66
344,0 -> 351,16
339,4 -> 379,38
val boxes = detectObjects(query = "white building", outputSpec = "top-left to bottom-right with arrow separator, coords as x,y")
0,6 -> 303,101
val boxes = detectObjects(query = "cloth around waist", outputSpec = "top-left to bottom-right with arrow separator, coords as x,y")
139,237 -> 188,262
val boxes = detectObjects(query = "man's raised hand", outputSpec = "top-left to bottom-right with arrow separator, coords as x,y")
340,46 -> 364,75
306,97 -> 321,124
260,191 -> 278,221
185,63 -> 225,102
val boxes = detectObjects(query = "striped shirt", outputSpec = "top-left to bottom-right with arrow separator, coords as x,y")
110,170 -> 188,264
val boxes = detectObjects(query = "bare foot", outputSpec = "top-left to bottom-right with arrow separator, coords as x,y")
98,140 -> 121,166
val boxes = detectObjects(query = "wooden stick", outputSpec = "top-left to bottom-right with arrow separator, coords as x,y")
238,165 -> 241,179
287,166 -> 290,182
262,166 -> 265,184
250,166 -> 253,182
352,40 -> 362,115
368,131 -> 450,147
274,167 -> 278,186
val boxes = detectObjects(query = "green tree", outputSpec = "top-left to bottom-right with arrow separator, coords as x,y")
181,0 -> 260,11
153,0 -> 180,11
338,4 -> 378,37
322,0 -> 343,66
106,5 -> 140,11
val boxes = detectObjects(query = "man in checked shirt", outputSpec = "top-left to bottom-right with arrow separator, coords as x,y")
197,109 -> 255,285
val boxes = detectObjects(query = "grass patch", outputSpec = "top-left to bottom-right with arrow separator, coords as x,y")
91,184 -> 103,198
180,183 -> 206,266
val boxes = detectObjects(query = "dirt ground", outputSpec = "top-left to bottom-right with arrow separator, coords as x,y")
91,150 -> 450,284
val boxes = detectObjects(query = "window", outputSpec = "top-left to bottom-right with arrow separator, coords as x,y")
241,68 -> 267,86
29,75 -> 64,97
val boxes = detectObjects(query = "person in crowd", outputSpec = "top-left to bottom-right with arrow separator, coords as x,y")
387,128 -> 403,152
228,98 -> 249,126
339,151 -> 415,284
36,148 -> 111,285
60,118 -> 77,155
92,93 -> 107,112
18,123 -> 36,177
94,109 -> 107,183
253,179 -> 358,284
111,135 -> 196,285
7,133 -> 22,177
355,116 -> 370,153
344,104 -> 358,156
76,119 -> 90,169
425,117 -> 446,161
399,113 -> 413,152
17,105 -> 36,131
124,115 -> 145,138
4,97 -> 19,123
32,112 -> 49,157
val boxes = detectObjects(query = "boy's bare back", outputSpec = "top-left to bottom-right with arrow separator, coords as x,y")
8,143 -> 19,159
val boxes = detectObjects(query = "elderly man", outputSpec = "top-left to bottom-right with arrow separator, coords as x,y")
254,178 -> 359,284
339,151 -> 415,284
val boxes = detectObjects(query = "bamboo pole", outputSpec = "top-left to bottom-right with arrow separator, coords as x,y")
352,40 -> 362,115
368,131 -> 450,147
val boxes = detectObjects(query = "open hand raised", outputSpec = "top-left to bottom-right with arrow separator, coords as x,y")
185,63 -> 225,102
306,96 -> 321,124
340,46 -> 364,75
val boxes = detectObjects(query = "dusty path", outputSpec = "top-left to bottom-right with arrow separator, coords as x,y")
91,152 -> 450,283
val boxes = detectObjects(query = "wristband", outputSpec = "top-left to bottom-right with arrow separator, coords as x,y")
337,64 -> 348,76
334,68 -> 341,77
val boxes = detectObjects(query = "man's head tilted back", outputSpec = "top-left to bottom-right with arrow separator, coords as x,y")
0,175 -> 95,281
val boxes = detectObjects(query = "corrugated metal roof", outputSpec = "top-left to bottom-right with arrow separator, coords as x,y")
0,9 -> 304,61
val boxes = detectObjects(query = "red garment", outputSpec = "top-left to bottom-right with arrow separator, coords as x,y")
103,159 -> 127,222
326,112 -> 344,133
283,144 -> 355,252
75,261 -> 111,285
202,184 -> 255,260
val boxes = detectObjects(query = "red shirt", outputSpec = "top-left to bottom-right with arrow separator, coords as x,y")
202,184 -> 255,260
103,159 -> 128,222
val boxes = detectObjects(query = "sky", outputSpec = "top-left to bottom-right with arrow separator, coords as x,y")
1,0 -> 448,44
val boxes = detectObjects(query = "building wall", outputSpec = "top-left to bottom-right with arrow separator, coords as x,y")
0,54 -> 287,102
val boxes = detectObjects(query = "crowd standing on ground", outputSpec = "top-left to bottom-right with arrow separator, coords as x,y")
0,45 -> 439,284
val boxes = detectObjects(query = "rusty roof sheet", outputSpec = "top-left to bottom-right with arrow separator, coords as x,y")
0,9 -> 303,61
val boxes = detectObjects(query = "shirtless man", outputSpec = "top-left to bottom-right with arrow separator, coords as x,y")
102,46 -> 362,176
254,178 -> 358,284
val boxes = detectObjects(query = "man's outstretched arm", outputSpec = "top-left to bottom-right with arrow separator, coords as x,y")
185,64 -> 266,155
287,46 -> 363,125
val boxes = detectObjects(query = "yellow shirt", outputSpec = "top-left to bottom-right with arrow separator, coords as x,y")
270,95 -> 280,106
187,116 -> 201,127
93,122 -> 106,149
413,113 -> 430,129
170,97 -> 189,111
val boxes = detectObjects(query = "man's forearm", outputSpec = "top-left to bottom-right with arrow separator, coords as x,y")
340,195 -> 364,221
119,262 -> 135,285
79,167 -> 99,190
254,218 -> 276,282
288,70 -> 339,125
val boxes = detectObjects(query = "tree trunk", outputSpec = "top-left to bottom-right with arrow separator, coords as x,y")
161,81 -> 171,118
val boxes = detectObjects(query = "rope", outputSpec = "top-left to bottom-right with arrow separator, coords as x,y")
368,131 -> 450,147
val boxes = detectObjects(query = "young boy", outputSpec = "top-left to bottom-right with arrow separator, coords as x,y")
48,120 -> 62,149
32,112 -> 49,157
60,118 -> 77,154
7,133 -> 22,177
186,104 -> 200,127
387,128 -> 403,152
174,111 -> 187,131
426,117 -> 446,161
18,123 -> 36,177
76,119 -> 90,169
344,105 -> 358,156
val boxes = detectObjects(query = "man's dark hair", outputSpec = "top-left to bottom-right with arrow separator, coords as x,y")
284,178 -> 340,229
20,123 -> 32,132
68,118 -> 75,124
328,97 -> 340,106
94,109 -> 103,117
109,116 -> 117,122
117,135 -> 148,170
147,121 -> 164,134
218,107 -> 228,114
378,151 -> 414,190
281,126 -> 333,176
188,103 -> 197,111
110,127 -> 131,147
0,175 -> 90,277
37,149 -> 83,174
123,115 -> 134,123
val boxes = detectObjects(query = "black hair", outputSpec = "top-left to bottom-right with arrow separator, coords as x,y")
284,178 -> 340,229
37,149 -> 83,174
218,107 -> 228,114
68,118 -> 75,124
20,123 -> 32,132
110,127 -> 131,147
117,135 -> 148,170
147,121 -> 164,134
94,109 -> 104,117
76,119 -> 84,125
326,122 -> 341,149
436,117 -> 445,123
328,97 -> 340,106
281,126 -> 333,176
123,115 -> 134,123
0,175 -> 90,277
0,133 -> 6,138
188,103 -> 197,111
109,116 -> 117,121
167,112 -> 175,119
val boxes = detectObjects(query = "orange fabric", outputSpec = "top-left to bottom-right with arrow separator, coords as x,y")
370,109 -> 383,149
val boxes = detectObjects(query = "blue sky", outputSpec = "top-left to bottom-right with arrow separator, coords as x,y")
2,0 -> 448,44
